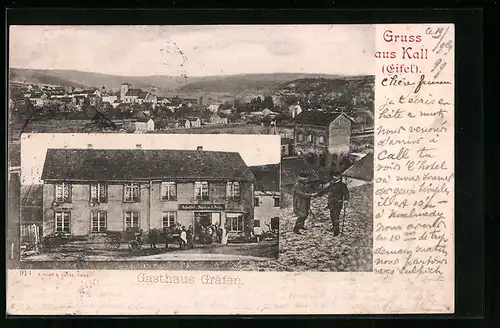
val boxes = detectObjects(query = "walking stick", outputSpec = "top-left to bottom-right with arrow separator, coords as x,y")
341,197 -> 347,235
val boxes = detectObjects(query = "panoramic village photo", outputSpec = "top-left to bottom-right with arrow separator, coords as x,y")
18,134 -> 281,262
8,25 -> 374,271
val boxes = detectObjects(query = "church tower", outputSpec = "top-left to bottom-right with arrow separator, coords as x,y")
120,83 -> 130,101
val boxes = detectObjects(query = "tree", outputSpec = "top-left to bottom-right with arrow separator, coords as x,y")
177,104 -> 192,118
233,98 -> 242,110
262,96 -> 274,110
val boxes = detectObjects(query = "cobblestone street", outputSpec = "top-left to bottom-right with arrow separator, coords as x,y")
277,183 -> 373,272
216,183 -> 374,272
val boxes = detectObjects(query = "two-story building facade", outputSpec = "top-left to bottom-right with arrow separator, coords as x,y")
40,148 -> 256,242
249,164 -> 280,233
292,110 -> 352,170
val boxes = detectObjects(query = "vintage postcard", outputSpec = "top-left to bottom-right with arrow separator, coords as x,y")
7,24 -> 454,315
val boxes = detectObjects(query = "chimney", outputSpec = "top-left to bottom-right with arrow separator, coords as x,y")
136,144 -> 142,149
197,146 -> 203,151
87,144 -> 93,149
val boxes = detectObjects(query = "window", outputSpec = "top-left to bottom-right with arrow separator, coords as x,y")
161,182 -> 177,201
271,217 -> 279,230
90,183 -> 107,203
254,197 -> 260,207
91,211 -> 107,232
297,133 -> 304,142
227,213 -> 244,232
226,182 -> 241,199
318,135 -> 325,145
254,220 -> 260,228
194,181 -> 209,200
306,134 -> 312,142
274,197 -> 280,207
123,183 -> 140,202
55,212 -> 70,233
124,212 -> 140,230
162,212 -> 177,228
55,183 -> 71,203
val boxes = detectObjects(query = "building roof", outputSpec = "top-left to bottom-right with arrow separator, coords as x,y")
292,111 -> 347,126
138,91 -> 149,99
249,164 -> 280,192
281,157 -> 319,186
41,149 -> 255,182
20,185 -> 43,224
125,89 -> 142,97
342,152 -> 373,181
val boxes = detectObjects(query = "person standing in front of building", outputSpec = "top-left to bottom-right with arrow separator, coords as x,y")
187,225 -> 194,249
180,226 -> 187,250
316,169 -> 349,236
221,221 -> 229,246
293,172 -> 317,235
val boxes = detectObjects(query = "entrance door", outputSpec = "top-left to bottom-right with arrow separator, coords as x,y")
211,213 -> 221,225
194,212 -> 211,243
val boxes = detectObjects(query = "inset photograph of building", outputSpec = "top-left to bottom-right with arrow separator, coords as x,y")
20,134 -> 280,263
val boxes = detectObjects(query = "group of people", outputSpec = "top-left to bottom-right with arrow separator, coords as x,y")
293,169 -> 350,236
176,224 -> 194,250
199,222 -> 229,245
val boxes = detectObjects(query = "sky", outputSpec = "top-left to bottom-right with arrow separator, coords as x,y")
9,25 -> 375,77
21,133 -> 280,185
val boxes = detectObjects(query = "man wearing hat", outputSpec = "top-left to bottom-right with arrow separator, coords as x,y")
316,169 -> 350,236
292,172 -> 317,234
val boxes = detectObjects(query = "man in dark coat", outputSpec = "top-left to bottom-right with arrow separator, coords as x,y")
292,172 -> 317,235
317,169 -> 350,236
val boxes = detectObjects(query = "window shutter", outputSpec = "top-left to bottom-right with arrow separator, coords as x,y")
171,183 -> 177,200
90,184 -> 97,201
55,185 -> 61,202
235,182 -> 240,197
67,183 -> 72,202
101,184 -> 107,203
136,184 -> 141,202
123,184 -> 128,202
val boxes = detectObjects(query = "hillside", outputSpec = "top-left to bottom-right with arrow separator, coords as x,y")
177,73 -> 342,95
274,75 -> 374,96
273,76 -> 375,109
9,68 -> 374,102
9,68 -> 344,96
9,68 -> 190,92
